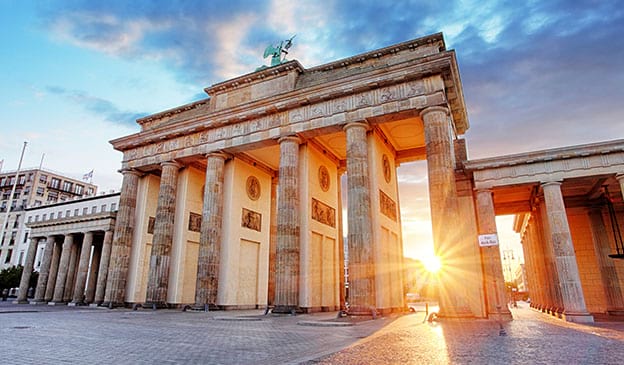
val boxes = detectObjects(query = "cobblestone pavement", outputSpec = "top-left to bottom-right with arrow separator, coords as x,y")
1,301 -> 623,364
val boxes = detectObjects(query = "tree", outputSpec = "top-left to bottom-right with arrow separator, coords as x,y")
0,265 -> 23,293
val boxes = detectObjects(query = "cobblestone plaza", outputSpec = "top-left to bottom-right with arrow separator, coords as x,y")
2,302 -> 623,364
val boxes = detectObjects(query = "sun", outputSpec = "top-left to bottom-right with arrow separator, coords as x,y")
422,255 -> 442,274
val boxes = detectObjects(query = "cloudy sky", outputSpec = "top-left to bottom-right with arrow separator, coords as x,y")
1,1 -> 623,260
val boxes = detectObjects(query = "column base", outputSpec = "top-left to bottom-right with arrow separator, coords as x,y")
487,311 -> 513,321
272,305 -> 303,314
68,301 -> 88,307
562,311 -> 594,323
143,302 -> 170,310
30,300 -> 48,305
12,299 -> 29,304
607,309 -> 624,316
346,305 -> 378,317
47,301 -> 67,306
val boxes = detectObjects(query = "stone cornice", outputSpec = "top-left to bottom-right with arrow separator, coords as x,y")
110,51 -> 458,153
464,139 -> 624,171
137,98 -> 211,127
205,60 -> 305,95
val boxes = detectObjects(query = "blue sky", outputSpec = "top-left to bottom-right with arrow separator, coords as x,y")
1,0 -> 623,259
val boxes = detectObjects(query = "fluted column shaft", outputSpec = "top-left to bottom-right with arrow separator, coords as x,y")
195,153 -> 228,307
422,106 -> 467,317
34,236 -> 55,302
268,176 -> 278,306
95,230 -> 113,304
273,136 -> 301,313
72,231 -> 94,304
63,242 -> 79,302
85,242 -> 100,304
45,241 -> 61,301
542,181 -> 593,322
16,237 -> 40,303
104,169 -> 141,306
146,161 -> 181,306
52,234 -> 74,303
344,122 -> 376,314
588,207 -> 624,313
475,189 -> 511,319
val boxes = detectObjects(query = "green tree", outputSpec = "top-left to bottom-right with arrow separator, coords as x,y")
0,265 -> 23,292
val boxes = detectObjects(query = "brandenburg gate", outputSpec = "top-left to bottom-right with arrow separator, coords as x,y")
100,31 -> 624,321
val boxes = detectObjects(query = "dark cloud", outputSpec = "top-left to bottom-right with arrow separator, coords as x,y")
35,1 -> 624,156
46,86 -> 145,126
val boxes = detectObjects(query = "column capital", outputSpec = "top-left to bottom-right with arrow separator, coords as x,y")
615,173 -> 624,182
161,160 -> 183,169
118,168 -> 143,177
541,180 -> 563,188
475,188 -> 494,195
420,106 -> 449,120
204,151 -> 231,161
343,121 -> 370,132
277,135 -> 302,145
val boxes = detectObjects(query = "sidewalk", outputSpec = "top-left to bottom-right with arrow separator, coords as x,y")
1,301 -> 623,364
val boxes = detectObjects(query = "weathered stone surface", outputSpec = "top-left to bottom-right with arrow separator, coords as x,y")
146,161 -> 182,306
94,230 -> 113,304
344,122 -> 376,315
273,136 -> 301,313
195,153 -> 228,306
15,237 -> 40,303
33,236 -> 55,302
105,169 -> 141,306
51,234 -> 74,303
72,231 -> 94,304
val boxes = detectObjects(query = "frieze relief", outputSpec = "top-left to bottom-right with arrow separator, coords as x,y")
122,80 -> 437,166
242,208 -> 262,232
312,198 -> 336,228
379,190 -> 397,221
188,212 -> 202,232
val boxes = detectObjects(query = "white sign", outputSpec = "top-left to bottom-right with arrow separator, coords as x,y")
478,234 -> 499,247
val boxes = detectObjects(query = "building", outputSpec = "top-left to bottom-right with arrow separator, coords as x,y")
15,33 -> 624,323
0,168 -> 97,269
13,191 -> 119,304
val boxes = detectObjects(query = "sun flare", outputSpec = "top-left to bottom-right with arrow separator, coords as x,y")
422,255 -> 442,273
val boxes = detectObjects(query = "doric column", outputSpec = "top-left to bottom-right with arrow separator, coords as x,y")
146,161 -> 182,307
588,207 -> 624,314
50,234 -> 74,304
63,241 -> 79,302
337,166 -> 346,311
195,152 -> 228,308
71,231 -> 94,304
616,174 -> 624,201
104,169 -> 141,307
94,230 -> 113,305
268,176 -> 278,306
45,241 -> 61,301
85,241 -> 101,304
541,181 -> 593,322
15,237 -> 40,303
421,106 -> 470,317
273,136 -> 302,313
33,236 -> 55,303
344,122 -> 376,315
475,189 -> 512,319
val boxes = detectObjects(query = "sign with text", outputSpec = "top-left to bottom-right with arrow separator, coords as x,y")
478,234 -> 499,247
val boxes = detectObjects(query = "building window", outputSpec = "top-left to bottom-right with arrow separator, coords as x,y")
42,214 -> 47,221
62,181 -> 73,192
47,191 -> 58,202
36,187 -> 45,197
5,249 -> 12,263
34,200 -> 42,207
19,175 -> 26,185
9,232 -> 16,245
101,204 -> 107,212
87,187 -> 95,196
75,185 -> 84,195
111,203 -> 117,211
66,209 -> 71,217
50,212 -> 55,219
74,208 -> 79,216
18,251 -> 24,265
0,177 -> 6,186
27,216 -> 32,223
35,215 -> 39,222
50,178 -> 61,189
91,206 -> 97,214
82,207 -> 88,215
23,232 -> 28,243
39,174 -> 48,183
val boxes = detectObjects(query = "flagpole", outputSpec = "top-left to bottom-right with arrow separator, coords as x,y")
0,141 -> 27,250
